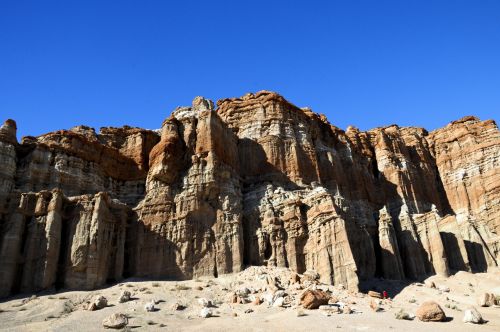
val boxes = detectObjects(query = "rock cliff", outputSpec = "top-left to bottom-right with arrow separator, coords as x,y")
1,91 -> 499,297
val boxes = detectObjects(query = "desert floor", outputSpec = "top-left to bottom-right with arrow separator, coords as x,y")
1,267 -> 499,331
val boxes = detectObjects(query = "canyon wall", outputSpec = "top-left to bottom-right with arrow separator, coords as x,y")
0,91 -> 498,297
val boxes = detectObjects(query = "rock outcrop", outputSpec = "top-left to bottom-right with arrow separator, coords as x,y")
0,92 -> 499,297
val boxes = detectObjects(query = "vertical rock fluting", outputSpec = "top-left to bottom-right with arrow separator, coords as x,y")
0,189 -> 128,296
216,92 -> 498,287
429,117 -> 500,271
129,97 -> 243,280
0,120 -> 17,196
0,92 -> 498,297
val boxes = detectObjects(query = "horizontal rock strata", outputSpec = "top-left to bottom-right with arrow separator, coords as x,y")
0,91 -> 498,297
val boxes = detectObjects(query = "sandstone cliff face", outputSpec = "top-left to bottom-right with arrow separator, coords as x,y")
0,91 -> 498,297
129,98 -> 243,280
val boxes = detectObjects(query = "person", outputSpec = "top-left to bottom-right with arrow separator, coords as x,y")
383,290 -> 388,299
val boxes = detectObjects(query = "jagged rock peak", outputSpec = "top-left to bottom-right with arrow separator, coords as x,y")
217,90 -> 298,112
192,96 -> 215,112
0,119 -> 17,144
171,96 -> 215,121
70,125 -> 98,141
450,115 -> 480,126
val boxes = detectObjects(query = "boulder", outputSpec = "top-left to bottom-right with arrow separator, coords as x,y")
300,290 -> 330,309
86,296 -> 108,311
94,296 -> 108,309
102,313 -> 128,329
118,290 -> 131,303
395,309 -> 414,320
144,301 -> 156,312
478,293 -> 495,307
463,307 -> 484,324
416,301 -> 446,322
200,307 -> 212,318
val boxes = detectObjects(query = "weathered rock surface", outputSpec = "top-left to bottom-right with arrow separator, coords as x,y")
463,306 -> 484,324
118,290 -> 131,303
300,290 -> 330,309
102,313 -> 128,329
416,301 -> 446,322
478,292 -> 496,307
0,91 -> 499,298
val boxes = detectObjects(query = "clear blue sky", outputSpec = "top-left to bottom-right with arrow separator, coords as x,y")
1,1 -> 499,139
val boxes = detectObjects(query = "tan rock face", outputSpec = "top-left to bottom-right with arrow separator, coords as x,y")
0,190 -> 128,297
127,106 -> 243,281
429,117 -> 500,271
0,92 -> 499,297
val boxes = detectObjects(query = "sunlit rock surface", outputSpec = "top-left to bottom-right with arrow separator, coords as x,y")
0,92 -> 498,297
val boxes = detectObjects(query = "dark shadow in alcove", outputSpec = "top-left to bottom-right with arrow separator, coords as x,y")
464,240 -> 488,273
55,213 -> 71,290
359,277 -> 414,299
371,227 -> 384,279
405,145 -> 455,216
123,212 -> 191,282
440,232 -> 468,272
10,216 -> 31,295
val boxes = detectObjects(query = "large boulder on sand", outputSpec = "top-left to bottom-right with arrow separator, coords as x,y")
416,301 -> 446,322
300,290 -> 330,309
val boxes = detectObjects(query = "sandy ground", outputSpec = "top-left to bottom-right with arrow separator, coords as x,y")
1,267 -> 499,332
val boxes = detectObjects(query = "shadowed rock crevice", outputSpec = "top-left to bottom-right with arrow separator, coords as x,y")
440,232 -> 468,272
